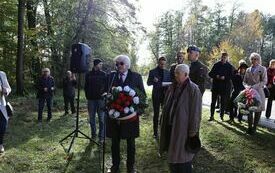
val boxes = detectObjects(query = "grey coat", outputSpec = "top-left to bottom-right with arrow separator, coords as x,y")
159,80 -> 202,163
243,65 -> 267,111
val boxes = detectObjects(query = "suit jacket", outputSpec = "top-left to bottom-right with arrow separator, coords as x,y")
147,67 -> 171,102
106,70 -> 146,139
189,60 -> 208,95
36,75 -> 55,99
209,61 -> 234,94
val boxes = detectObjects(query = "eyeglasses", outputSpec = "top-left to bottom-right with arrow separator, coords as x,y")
251,58 -> 258,61
115,62 -> 124,66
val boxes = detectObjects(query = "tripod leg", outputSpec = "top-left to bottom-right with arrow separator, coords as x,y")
67,131 -> 77,153
59,130 -> 76,144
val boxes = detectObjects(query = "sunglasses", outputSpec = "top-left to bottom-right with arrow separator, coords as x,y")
116,62 -> 124,66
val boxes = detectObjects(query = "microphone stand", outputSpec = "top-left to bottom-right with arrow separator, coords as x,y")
102,72 -> 116,173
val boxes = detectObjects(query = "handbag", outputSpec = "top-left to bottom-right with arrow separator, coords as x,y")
263,87 -> 270,98
259,71 -> 270,98
185,134 -> 201,154
6,101 -> 13,117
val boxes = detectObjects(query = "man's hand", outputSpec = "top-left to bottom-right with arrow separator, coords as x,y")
153,77 -> 159,83
44,88 -> 48,92
220,76 -> 225,80
216,75 -> 220,79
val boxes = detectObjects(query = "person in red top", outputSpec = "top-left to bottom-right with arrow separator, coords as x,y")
265,59 -> 275,119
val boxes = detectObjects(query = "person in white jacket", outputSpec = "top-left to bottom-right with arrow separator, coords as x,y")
0,71 -> 11,153
243,53 -> 267,135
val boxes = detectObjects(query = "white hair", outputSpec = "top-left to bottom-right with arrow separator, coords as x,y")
249,52 -> 262,64
114,55 -> 131,69
42,68 -> 50,74
175,64 -> 190,75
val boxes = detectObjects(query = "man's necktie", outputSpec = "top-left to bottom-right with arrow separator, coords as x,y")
118,73 -> 124,86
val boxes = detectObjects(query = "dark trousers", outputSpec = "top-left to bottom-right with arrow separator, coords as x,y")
210,91 -> 229,118
265,87 -> 275,118
229,90 -> 243,121
111,136 -> 135,171
247,112 -> 261,130
38,97 -> 52,122
153,95 -> 163,136
153,98 -> 161,136
0,111 -> 7,144
169,162 -> 192,173
64,96 -> 75,114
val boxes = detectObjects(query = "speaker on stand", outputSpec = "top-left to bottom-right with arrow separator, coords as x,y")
59,43 -> 102,167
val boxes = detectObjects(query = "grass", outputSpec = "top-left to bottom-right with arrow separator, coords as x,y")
0,90 -> 274,173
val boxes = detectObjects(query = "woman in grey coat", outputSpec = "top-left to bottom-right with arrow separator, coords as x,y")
160,64 -> 202,173
243,53 -> 267,135
0,71 -> 11,153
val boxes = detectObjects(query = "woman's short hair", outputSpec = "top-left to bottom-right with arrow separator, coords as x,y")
249,53 -> 262,62
269,59 -> 275,67
175,64 -> 190,75
238,59 -> 246,66
114,55 -> 131,69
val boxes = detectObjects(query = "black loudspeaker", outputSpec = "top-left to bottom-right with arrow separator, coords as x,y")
70,43 -> 91,73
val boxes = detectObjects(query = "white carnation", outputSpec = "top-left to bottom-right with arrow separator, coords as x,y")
129,90 -> 136,97
113,111 -> 120,118
123,86 -> 131,92
124,107 -> 130,114
129,106 -> 135,113
133,97 -> 139,104
117,86 -> 123,92
108,109 -> 115,116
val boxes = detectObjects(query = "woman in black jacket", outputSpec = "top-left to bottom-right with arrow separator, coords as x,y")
229,63 -> 248,123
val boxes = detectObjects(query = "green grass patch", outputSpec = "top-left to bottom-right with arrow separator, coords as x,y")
0,91 -> 274,173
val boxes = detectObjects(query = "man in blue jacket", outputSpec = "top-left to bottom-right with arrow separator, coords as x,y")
36,68 -> 55,123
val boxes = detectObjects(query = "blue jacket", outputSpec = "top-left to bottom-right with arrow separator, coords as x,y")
36,75 -> 55,98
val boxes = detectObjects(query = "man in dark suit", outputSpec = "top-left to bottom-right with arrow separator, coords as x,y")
107,55 -> 146,173
208,52 -> 234,121
147,57 -> 171,139
170,51 -> 185,82
187,45 -> 208,95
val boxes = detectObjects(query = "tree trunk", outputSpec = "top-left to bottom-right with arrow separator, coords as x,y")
26,0 -> 40,85
43,0 -> 63,86
16,0 -> 26,95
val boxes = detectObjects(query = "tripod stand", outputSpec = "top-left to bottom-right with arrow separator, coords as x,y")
59,73 -> 100,153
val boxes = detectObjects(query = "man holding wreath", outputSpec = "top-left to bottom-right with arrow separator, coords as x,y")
106,55 -> 146,173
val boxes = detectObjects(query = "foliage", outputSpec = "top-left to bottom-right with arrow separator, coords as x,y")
148,1 -> 275,69
149,11 -> 185,65
0,0 -> 140,93
209,40 -> 245,67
